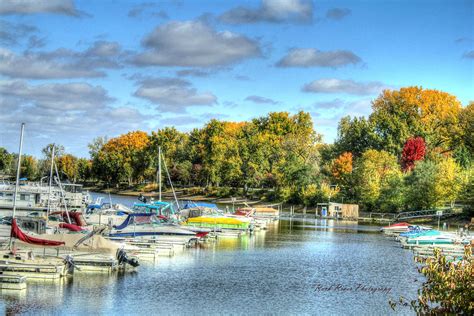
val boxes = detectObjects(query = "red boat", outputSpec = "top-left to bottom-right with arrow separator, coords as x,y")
380,222 -> 411,233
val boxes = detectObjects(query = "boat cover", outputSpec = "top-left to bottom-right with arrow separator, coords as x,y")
11,219 -> 65,246
16,231 -> 122,254
183,201 -> 218,209
113,213 -> 163,230
59,223 -> 84,232
50,211 -> 87,226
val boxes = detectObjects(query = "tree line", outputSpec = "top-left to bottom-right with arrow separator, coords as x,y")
0,86 -> 472,213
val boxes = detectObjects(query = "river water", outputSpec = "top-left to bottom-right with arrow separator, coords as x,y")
0,193 -> 420,315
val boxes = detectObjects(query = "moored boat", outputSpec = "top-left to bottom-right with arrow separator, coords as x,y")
108,213 -> 207,244
380,222 -> 412,233
183,215 -> 252,230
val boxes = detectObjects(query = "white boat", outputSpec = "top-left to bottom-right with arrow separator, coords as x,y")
84,198 -> 133,226
404,232 -> 471,246
107,213 -> 208,244
0,180 -> 90,215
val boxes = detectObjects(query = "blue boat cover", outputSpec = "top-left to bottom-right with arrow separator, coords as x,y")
113,213 -> 157,230
183,201 -> 217,209
87,204 -> 102,210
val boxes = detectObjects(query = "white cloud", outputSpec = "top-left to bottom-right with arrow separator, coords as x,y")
303,78 -> 389,95
132,20 -> 261,67
245,95 -> 279,104
0,80 -> 114,110
0,0 -> 83,17
0,80 -> 150,157
277,48 -> 362,68
133,77 -> 217,112
128,2 -> 168,19
220,0 -> 313,24
0,20 -> 38,46
0,41 -> 122,79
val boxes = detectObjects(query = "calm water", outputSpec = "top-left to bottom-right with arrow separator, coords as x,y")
0,193 -> 421,315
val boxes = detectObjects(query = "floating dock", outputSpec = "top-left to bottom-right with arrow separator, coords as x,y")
0,275 -> 27,290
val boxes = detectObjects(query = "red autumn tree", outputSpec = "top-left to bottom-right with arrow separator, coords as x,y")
401,137 -> 426,171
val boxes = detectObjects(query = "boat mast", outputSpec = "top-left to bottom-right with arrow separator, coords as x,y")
12,123 -> 25,219
158,146 -> 162,202
54,161 -> 72,224
161,150 -> 179,209
46,144 -> 55,220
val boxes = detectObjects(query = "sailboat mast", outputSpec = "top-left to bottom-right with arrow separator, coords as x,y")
54,161 -> 72,224
158,146 -> 162,201
12,123 -> 25,219
161,150 -> 179,209
46,145 -> 55,219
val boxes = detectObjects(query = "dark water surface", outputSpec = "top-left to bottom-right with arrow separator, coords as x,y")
0,193 -> 420,315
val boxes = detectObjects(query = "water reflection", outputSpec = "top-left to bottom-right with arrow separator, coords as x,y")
0,194 -> 420,315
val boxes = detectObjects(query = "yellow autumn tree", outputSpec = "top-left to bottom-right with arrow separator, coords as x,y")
97,131 -> 150,185
436,157 -> 464,207
57,154 -> 78,182
354,149 -> 404,211
370,87 -> 462,154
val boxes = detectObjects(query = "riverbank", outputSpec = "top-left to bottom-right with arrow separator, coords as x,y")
85,187 -> 472,227
84,184 -> 274,205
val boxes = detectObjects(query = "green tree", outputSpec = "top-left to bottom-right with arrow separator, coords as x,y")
354,149 -> 402,211
455,102 -> 474,167
335,116 -> 381,157
77,158 -> 92,182
41,144 -> 65,159
390,247 -> 473,314
21,155 -> 39,180
405,157 -> 464,210
252,111 -> 321,197
458,166 -> 474,217
149,127 -> 190,183
89,136 -> 108,181
0,148 -> 14,175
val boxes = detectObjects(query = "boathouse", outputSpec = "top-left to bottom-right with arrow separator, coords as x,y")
317,202 -> 359,219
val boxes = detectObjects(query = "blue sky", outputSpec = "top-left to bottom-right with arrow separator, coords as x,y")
0,0 -> 472,157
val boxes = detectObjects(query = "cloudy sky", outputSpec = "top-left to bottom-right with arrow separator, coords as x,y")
0,0 -> 472,157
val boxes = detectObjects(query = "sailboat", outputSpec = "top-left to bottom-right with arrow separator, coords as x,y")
3,124 -> 139,275
105,147 -> 209,242
0,124 -> 74,278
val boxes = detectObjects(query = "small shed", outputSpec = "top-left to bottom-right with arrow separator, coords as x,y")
316,202 -> 359,219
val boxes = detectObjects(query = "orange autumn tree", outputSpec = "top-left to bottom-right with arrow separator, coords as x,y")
331,152 -> 353,181
370,87 -> 462,154
96,131 -> 150,185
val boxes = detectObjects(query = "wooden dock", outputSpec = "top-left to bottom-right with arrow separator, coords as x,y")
0,275 -> 27,290
0,260 -> 67,280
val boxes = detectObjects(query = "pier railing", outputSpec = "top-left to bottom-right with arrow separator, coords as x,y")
395,208 -> 457,220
